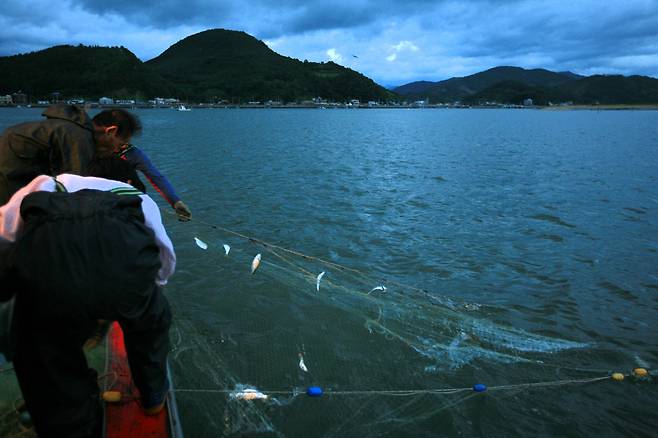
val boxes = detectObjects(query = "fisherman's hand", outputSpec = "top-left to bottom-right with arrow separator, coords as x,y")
174,200 -> 192,221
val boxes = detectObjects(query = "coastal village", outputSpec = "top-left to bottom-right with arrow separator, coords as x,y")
0,92 -> 538,109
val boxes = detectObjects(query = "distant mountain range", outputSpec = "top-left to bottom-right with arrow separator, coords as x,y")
1,29 -> 657,105
393,66 -> 658,105
395,67 -> 581,98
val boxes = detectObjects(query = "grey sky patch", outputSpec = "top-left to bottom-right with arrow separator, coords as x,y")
77,0 -> 233,27
1,0 -> 657,84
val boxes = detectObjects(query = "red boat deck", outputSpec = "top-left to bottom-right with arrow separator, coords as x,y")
104,322 -> 174,437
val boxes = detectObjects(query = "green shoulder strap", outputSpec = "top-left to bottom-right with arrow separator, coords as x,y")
109,186 -> 143,196
52,178 -> 143,196
53,177 -> 68,193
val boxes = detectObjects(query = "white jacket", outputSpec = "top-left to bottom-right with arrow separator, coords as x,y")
0,174 -> 176,286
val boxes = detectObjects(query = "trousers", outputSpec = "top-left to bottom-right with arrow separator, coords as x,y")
13,284 -> 171,437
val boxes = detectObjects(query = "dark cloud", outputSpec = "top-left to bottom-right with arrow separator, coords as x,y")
2,1 -> 57,26
1,0 -> 657,82
73,0 -> 452,35
279,0 -> 441,35
430,1 -> 658,77
77,0 -> 232,27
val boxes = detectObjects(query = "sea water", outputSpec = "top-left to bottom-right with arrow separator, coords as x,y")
0,107 -> 657,437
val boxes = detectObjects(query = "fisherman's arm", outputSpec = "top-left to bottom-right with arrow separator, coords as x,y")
138,194 -> 176,285
127,148 -> 178,205
126,147 -> 191,219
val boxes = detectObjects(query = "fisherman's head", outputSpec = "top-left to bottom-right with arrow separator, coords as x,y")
92,109 -> 142,157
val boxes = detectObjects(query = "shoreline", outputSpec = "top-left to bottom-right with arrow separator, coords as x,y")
2,104 -> 658,111
540,104 -> 658,111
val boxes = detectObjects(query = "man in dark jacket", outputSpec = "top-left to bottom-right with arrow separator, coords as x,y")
0,174 -> 176,437
0,104 -> 140,205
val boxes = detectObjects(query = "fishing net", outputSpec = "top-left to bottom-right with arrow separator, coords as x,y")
163,217 -> 605,437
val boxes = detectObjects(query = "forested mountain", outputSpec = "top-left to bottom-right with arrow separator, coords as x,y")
394,66 -> 581,102
559,75 -> 658,104
0,45 -> 175,100
461,80 -> 567,106
391,80 -> 436,96
394,66 -> 658,105
146,29 -> 394,102
457,74 -> 658,105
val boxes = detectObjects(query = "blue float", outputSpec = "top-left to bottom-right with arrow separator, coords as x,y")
473,383 -> 487,393
306,386 -> 324,397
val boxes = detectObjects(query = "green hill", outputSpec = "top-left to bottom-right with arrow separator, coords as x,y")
458,74 -> 658,105
561,75 -> 658,104
146,29 -> 395,103
463,80 -> 568,106
395,66 -> 658,105
392,80 -> 436,96
395,66 -> 580,102
0,44 -> 175,101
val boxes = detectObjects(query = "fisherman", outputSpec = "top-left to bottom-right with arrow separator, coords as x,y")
0,104 -> 140,205
114,141 -> 192,220
0,173 -> 175,437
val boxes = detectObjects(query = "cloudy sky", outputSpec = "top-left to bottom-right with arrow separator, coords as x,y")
1,0 -> 657,87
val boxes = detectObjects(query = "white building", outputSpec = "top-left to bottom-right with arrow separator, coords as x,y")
99,97 -> 114,105
154,97 -> 179,106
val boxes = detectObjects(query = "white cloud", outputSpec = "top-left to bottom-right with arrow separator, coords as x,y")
392,41 -> 419,52
385,39 -> 419,65
326,48 -> 342,63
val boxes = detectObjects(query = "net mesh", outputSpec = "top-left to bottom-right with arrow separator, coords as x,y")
163,220 -> 602,437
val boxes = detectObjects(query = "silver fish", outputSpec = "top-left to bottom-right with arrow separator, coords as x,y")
223,244 -> 231,255
232,389 -> 268,401
298,353 -> 308,372
194,237 -> 208,250
251,253 -> 262,274
316,271 -> 325,292
368,285 -> 387,294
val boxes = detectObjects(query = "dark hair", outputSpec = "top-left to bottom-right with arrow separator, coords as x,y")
85,155 -> 146,193
92,109 -> 142,138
